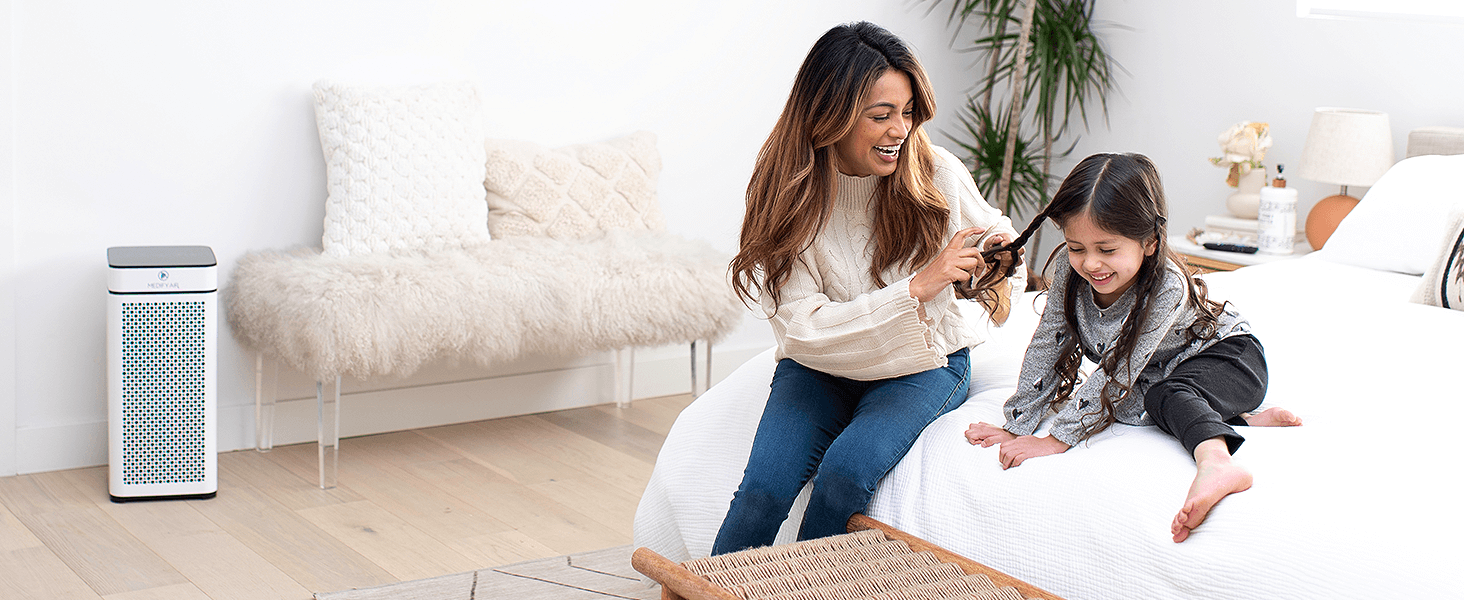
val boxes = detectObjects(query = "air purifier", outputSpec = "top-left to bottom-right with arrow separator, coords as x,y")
107,246 -> 218,502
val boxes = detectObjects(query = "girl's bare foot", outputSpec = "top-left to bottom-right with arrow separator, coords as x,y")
1171,438 -> 1253,543
1243,406 -> 1303,427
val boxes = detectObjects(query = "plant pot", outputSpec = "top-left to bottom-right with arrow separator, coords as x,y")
1226,168 -> 1266,219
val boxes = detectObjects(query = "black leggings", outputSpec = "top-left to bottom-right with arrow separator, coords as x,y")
1143,335 -> 1268,456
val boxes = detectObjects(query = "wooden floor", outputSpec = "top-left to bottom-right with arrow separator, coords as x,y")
0,394 -> 695,600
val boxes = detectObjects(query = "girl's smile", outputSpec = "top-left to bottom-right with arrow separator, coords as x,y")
1061,210 -> 1157,308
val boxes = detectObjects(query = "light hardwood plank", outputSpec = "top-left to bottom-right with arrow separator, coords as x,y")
333,432 -> 520,541
0,395 -> 679,599
344,429 -> 463,465
479,415 -> 654,496
595,394 -> 695,437
218,448 -> 361,512
295,499 -> 481,581
0,545 -> 104,600
405,458 -> 627,556
55,470 -> 312,600
103,582 -> 212,600
0,497 -> 45,552
446,529 -> 559,568
187,486 -> 396,594
527,477 -> 641,538
251,442 -> 379,505
0,471 -> 190,596
538,404 -> 668,464
418,421 -> 584,487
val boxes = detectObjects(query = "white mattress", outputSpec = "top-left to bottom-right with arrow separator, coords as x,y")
633,256 -> 1464,599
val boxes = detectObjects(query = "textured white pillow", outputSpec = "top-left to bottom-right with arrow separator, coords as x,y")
314,80 -> 492,257
1314,154 -> 1464,274
484,131 -> 665,240
1410,207 -> 1464,310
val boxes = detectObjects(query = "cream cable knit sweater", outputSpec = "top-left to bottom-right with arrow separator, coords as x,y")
761,146 -> 1024,381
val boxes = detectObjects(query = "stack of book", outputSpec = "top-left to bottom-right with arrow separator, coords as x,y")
1201,214 -> 1305,244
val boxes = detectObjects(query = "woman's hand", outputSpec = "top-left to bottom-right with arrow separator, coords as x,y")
982,233 -> 1020,277
965,422 -> 1015,447
997,435 -> 1071,469
910,227 -> 986,303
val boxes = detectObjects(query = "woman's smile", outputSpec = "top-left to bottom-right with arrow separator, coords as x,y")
832,70 -> 914,177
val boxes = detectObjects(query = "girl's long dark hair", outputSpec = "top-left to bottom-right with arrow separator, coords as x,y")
729,22 -> 948,309
985,153 -> 1228,440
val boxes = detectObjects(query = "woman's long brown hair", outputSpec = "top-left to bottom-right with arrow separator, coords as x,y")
729,22 -> 949,309
987,153 -> 1229,440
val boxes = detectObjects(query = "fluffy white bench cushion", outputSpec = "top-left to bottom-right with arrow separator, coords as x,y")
226,231 -> 744,382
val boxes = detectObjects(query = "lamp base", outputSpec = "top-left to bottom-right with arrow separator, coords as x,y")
1304,194 -> 1360,250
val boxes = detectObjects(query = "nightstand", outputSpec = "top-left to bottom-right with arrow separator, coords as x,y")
1168,234 -> 1312,273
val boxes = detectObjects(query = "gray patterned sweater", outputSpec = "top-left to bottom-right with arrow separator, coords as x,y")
1002,249 -> 1251,446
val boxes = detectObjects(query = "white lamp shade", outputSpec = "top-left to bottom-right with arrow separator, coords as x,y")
1295,107 -> 1395,187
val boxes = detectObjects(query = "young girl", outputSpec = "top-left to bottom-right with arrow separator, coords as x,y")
965,153 -> 1301,543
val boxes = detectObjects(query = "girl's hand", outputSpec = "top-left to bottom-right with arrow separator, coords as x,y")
965,422 -> 1015,447
910,227 -> 987,303
998,435 -> 1071,470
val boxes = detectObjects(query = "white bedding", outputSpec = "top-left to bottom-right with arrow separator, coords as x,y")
633,255 -> 1464,599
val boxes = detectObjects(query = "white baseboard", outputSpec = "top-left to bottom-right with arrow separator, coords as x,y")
15,344 -> 770,475
16,421 -> 108,475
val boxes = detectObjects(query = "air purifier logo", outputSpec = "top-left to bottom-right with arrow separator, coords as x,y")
148,270 -> 181,290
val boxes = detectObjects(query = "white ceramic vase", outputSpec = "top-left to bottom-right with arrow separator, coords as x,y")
1225,167 -> 1266,219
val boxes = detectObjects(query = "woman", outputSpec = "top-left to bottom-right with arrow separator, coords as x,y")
715,21 -> 1025,554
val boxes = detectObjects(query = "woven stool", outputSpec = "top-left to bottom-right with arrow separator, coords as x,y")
633,514 -> 1064,600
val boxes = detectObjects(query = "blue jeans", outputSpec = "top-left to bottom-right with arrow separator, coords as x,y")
711,348 -> 970,555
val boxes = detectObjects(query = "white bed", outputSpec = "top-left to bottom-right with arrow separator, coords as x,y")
634,149 -> 1464,599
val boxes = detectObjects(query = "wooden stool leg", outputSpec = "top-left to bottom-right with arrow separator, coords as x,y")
631,547 -> 741,600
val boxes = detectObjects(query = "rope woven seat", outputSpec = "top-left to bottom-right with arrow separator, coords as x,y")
633,514 -> 1065,600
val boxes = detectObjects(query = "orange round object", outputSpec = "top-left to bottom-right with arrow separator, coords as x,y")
1305,194 -> 1360,250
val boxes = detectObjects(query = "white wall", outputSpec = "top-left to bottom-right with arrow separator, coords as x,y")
1053,2 -> 1463,249
11,1 -> 1456,477
2,0 -> 17,477
0,0 -> 987,475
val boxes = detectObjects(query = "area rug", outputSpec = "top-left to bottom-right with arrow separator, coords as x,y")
315,545 -> 659,600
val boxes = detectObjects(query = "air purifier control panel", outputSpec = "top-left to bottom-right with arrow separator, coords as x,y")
107,246 -> 218,294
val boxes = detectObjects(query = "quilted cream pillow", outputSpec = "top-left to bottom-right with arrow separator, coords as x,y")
1411,207 -> 1464,310
314,80 -> 492,257
484,131 -> 666,240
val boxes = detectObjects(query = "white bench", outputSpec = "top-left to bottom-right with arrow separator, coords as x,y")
223,81 -> 743,488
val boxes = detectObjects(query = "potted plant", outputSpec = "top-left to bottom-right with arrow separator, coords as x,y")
925,0 -> 1122,257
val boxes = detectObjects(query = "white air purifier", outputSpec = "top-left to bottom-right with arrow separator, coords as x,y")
107,246 -> 218,502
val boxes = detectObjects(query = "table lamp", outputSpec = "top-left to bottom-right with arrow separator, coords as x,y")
1295,107 -> 1394,249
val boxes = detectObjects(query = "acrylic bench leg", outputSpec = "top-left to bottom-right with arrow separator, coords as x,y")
254,353 -> 277,452
317,375 -> 341,490
691,340 -> 712,398
614,346 -> 635,408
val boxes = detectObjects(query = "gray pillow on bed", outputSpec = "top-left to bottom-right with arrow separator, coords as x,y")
1411,207 -> 1464,311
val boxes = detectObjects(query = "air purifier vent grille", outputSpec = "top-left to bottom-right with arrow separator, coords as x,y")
119,300 -> 209,485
